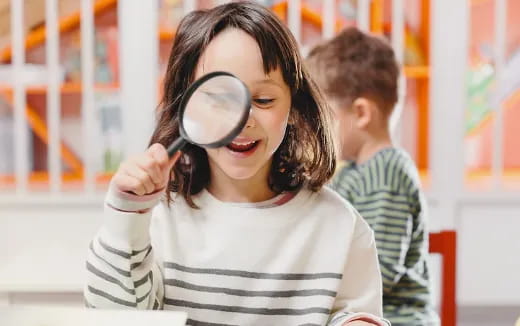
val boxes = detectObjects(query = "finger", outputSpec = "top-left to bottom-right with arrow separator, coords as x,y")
150,146 -> 180,185
115,174 -> 147,196
136,155 -> 162,186
148,143 -> 169,168
124,164 -> 156,194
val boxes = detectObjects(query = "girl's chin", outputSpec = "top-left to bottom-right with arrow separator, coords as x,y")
211,157 -> 272,182
219,166 -> 263,181
207,146 -> 273,181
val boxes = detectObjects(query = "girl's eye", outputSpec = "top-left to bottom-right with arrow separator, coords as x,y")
254,98 -> 275,106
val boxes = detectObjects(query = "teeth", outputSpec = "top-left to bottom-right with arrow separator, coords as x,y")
227,140 -> 259,153
232,141 -> 256,146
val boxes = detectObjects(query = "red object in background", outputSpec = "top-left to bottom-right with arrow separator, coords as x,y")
430,231 -> 457,326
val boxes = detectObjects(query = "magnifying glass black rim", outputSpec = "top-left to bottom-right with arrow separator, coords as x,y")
178,71 -> 251,148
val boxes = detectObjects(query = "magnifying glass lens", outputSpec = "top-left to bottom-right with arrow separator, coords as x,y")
182,75 -> 249,145
166,72 -> 251,158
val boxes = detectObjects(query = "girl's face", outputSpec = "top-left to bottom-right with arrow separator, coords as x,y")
194,28 -> 292,184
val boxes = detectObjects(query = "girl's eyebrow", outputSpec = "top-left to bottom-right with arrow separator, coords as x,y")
253,78 -> 284,90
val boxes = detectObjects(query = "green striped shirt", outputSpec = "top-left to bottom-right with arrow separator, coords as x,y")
331,148 -> 439,326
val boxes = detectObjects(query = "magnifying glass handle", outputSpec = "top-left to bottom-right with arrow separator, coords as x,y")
167,138 -> 188,158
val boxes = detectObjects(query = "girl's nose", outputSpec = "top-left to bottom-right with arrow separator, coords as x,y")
245,108 -> 256,128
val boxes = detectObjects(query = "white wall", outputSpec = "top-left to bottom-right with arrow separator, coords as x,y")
1,197 -> 103,297
428,197 -> 520,307
455,200 -> 520,306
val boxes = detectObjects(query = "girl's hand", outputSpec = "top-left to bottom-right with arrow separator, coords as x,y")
112,143 -> 179,196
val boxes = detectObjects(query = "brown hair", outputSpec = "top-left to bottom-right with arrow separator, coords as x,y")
307,27 -> 399,114
150,1 -> 336,207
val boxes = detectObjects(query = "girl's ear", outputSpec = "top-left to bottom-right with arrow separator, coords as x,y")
351,97 -> 373,129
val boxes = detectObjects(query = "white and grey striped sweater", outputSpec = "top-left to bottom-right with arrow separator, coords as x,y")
85,185 -> 389,326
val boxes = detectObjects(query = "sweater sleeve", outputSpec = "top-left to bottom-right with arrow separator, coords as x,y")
84,183 -> 164,310
327,212 -> 390,326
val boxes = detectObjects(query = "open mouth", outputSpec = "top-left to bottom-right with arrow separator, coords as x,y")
227,140 -> 260,153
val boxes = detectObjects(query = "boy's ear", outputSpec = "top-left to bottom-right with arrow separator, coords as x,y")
352,97 -> 373,129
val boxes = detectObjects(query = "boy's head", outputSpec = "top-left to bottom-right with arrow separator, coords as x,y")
307,27 -> 399,161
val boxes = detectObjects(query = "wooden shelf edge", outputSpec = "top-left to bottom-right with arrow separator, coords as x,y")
404,65 -> 430,79
0,83 -> 120,94
0,172 -> 113,184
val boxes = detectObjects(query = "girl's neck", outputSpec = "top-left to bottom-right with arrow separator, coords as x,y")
207,160 -> 276,203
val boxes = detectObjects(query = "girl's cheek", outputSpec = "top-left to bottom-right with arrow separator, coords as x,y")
271,103 -> 291,132
266,108 -> 291,155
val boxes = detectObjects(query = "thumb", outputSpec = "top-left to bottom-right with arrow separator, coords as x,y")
148,143 -> 181,187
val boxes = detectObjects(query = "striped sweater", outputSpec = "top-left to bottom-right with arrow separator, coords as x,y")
85,185 -> 390,326
331,148 -> 439,326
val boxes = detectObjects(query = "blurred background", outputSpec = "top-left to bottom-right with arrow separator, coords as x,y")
0,0 -> 518,325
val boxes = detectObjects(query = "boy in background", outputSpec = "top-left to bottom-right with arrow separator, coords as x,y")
307,27 -> 439,326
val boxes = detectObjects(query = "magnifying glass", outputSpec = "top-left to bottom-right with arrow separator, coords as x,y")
166,71 -> 251,157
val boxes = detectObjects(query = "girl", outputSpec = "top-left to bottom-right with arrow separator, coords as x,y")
85,2 -> 388,326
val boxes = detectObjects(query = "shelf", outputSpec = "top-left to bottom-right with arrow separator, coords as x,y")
0,83 -> 120,94
0,172 -> 113,186
464,169 -> 520,191
418,168 -> 520,191
0,69 -> 429,94
0,172 -> 111,193
404,65 -> 429,79
0,68 -> 429,94
470,0 -> 492,7
0,0 -> 435,186
466,168 -> 520,179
